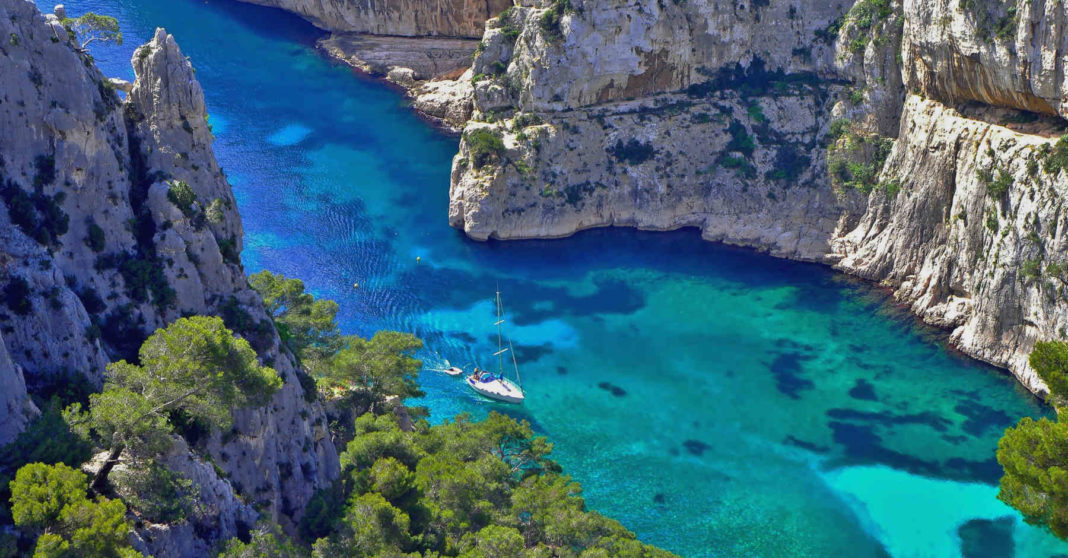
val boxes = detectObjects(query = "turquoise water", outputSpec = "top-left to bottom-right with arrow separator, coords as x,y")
51,0 -> 1068,555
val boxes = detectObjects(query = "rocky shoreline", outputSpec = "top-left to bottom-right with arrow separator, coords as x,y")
238,0 -> 1068,398
316,34 -> 474,132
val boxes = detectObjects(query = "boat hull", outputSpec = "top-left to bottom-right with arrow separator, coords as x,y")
467,376 -> 525,403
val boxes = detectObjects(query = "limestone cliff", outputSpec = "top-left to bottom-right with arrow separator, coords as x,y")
0,3 -> 337,555
447,0 -> 1068,394
0,331 -> 35,447
451,0 -> 864,257
239,0 -> 510,38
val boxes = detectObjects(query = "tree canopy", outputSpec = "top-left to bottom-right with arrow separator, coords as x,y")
318,332 -> 424,404
86,315 -> 281,490
250,270 -> 425,413
62,13 -> 123,50
249,270 -> 340,362
9,463 -> 137,558
303,411 -> 672,557
1030,340 -> 1068,406
997,340 -> 1068,539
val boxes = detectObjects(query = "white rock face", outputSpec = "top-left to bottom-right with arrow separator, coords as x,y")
903,0 -> 1068,118
126,438 -> 259,558
446,0 -> 1068,395
0,2 -> 338,554
833,96 -> 1068,394
474,0 -> 847,112
237,0 -> 511,38
449,91 -> 861,259
0,331 -> 36,446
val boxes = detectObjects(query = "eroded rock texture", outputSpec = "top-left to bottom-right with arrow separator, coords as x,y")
0,3 -> 337,555
447,0 -> 1068,393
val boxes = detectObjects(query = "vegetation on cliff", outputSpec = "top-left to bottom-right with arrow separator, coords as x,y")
1,270 -> 673,557
998,341 -> 1068,538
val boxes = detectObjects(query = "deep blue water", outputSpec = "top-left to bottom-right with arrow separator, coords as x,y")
51,0 -> 1068,555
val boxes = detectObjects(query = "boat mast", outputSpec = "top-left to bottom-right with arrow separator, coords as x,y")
495,289 -> 504,377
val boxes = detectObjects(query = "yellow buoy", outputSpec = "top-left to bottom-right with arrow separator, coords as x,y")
416,256 -> 421,263
353,283 -> 359,288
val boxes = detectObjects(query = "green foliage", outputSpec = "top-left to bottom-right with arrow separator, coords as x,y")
978,167 -> 1013,199
85,222 -> 106,253
1029,341 -> 1068,404
167,180 -> 197,218
307,410 -> 674,556
318,331 -> 424,406
0,179 -> 69,246
86,316 -> 281,488
33,156 -> 56,189
9,463 -> 136,558
959,0 -> 1017,42
827,124 -> 893,194
465,129 -> 506,169
1021,259 -> 1043,283
219,522 -> 308,558
719,155 -> 756,179
539,0 -> 572,42
997,417 -> 1068,538
725,120 -> 755,157
0,403 -> 93,524
764,145 -> 810,183
249,270 -> 341,362
116,253 -> 174,307
299,486 -> 346,543
2,277 -> 32,316
493,7 -> 521,41
1042,134 -> 1068,175
607,139 -> 656,165
112,460 -> 197,523
746,102 -> 766,123
62,12 -> 123,49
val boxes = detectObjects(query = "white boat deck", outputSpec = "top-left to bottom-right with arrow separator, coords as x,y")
467,375 -> 525,403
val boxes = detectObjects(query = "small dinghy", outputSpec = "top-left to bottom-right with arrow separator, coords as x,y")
429,359 -> 465,376
467,290 -> 525,404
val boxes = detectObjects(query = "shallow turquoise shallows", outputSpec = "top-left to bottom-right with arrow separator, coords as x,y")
49,0 -> 1068,555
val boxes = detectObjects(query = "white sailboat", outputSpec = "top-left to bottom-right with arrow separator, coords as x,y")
466,290 -> 525,404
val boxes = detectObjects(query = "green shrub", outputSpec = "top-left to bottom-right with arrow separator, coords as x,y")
539,0 -> 572,41
85,222 -> 106,252
607,139 -> 656,165
1043,134 -> 1068,175
1021,259 -> 1043,282
720,155 -> 757,179
726,120 -> 756,157
960,0 -> 1016,42
167,180 -> 197,217
33,154 -> 56,188
979,167 -> 1013,199
217,235 -> 240,264
827,127 -> 893,194
112,462 -> 197,523
0,179 -> 69,246
466,128 -> 505,169
2,277 -> 32,315
96,251 -> 175,308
